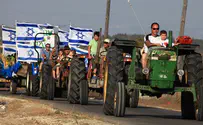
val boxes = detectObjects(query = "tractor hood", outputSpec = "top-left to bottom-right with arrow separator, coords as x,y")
148,47 -> 177,89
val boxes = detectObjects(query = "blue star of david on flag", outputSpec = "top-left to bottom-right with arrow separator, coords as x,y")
8,32 -> 16,41
76,32 -> 85,39
65,34 -> 69,41
26,28 -> 35,36
27,49 -> 34,57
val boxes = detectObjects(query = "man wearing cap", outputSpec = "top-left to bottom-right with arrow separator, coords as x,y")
99,38 -> 110,57
99,38 -> 110,78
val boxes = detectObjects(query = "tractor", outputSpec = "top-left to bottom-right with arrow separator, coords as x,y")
67,33 -> 133,105
33,32 -> 62,100
67,30 -> 104,105
103,31 -> 203,121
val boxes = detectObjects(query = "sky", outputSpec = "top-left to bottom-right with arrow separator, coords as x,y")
1,0 -> 203,39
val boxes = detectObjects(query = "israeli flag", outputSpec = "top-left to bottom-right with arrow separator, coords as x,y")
17,44 -> 42,63
2,26 -> 16,56
68,26 -> 93,54
16,22 -> 57,63
16,22 -> 44,45
58,29 -> 69,48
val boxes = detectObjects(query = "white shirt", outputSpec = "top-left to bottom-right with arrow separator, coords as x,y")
144,34 -> 160,53
157,37 -> 174,47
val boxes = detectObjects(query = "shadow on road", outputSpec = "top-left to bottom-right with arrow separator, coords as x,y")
125,114 -> 182,120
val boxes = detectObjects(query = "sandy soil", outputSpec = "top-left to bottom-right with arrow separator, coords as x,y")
0,96 -> 113,125
139,93 -> 181,111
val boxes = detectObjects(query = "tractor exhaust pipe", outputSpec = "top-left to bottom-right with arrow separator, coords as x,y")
168,31 -> 173,48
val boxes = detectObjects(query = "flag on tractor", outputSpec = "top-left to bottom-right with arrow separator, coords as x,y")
2,26 -> 16,56
68,26 -> 93,54
16,22 -> 55,63
58,29 -> 69,48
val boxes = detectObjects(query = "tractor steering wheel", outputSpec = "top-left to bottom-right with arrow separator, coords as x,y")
100,51 -> 107,57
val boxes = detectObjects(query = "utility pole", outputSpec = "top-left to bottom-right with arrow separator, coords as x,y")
104,0 -> 111,39
179,0 -> 188,36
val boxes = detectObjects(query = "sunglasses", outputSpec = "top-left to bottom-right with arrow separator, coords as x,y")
152,28 -> 159,30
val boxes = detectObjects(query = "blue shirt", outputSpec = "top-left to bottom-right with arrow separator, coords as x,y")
41,49 -> 51,63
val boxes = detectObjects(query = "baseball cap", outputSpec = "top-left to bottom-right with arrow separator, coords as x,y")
104,38 -> 110,43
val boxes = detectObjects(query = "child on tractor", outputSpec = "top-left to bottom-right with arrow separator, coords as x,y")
59,46 -> 75,80
159,30 -> 179,47
88,31 -> 100,81
52,48 -> 64,79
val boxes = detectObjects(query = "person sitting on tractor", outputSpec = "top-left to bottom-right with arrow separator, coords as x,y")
52,48 -> 63,79
158,30 -> 179,47
142,22 -> 161,69
39,43 -> 51,72
59,46 -> 75,80
99,38 -> 110,78
88,31 -> 100,80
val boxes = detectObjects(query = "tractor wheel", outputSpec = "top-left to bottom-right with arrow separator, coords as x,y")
129,89 -> 139,108
10,80 -> 17,94
30,75 -> 40,97
40,64 -> 55,100
68,57 -> 86,104
103,46 -> 124,116
80,80 -> 88,105
198,81 -> 203,121
181,53 -> 203,120
114,82 -> 126,117
26,72 -> 31,96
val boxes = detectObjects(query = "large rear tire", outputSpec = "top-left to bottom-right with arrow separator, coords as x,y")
68,57 -> 87,104
103,46 -> 124,116
40,64 -> 55,100
181,53 -> 203,120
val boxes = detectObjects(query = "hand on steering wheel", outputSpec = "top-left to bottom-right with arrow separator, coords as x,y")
88,55 -> 92,59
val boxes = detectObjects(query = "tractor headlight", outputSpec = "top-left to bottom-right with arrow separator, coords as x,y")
151,57 -> 158,60
142,68 -> 149,75
177,70 -> 184,76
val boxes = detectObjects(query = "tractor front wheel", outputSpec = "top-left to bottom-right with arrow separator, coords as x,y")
80,80 -> 88,105
129,89 -> 139,108
114,82 -> 126,117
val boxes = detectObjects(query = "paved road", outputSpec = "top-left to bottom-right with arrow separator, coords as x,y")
0,91 -> 202,125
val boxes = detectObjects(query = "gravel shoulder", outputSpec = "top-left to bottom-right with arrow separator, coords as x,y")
0,95 -> 114,125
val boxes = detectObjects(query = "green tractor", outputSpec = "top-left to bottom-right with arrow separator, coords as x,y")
103,31 -> 203,121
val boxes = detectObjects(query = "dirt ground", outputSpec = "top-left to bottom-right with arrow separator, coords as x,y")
139,93 -> 181,111
0,96 -> 113,125
0,92 -> 182,125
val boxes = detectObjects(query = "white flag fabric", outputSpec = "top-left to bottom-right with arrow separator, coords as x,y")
58,30 -> 69,48
16,22 -> 56,63
2,26 -> 16,56
16,22 -> 44,45
17,44 -> 42,63
68,26 -> 93,54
